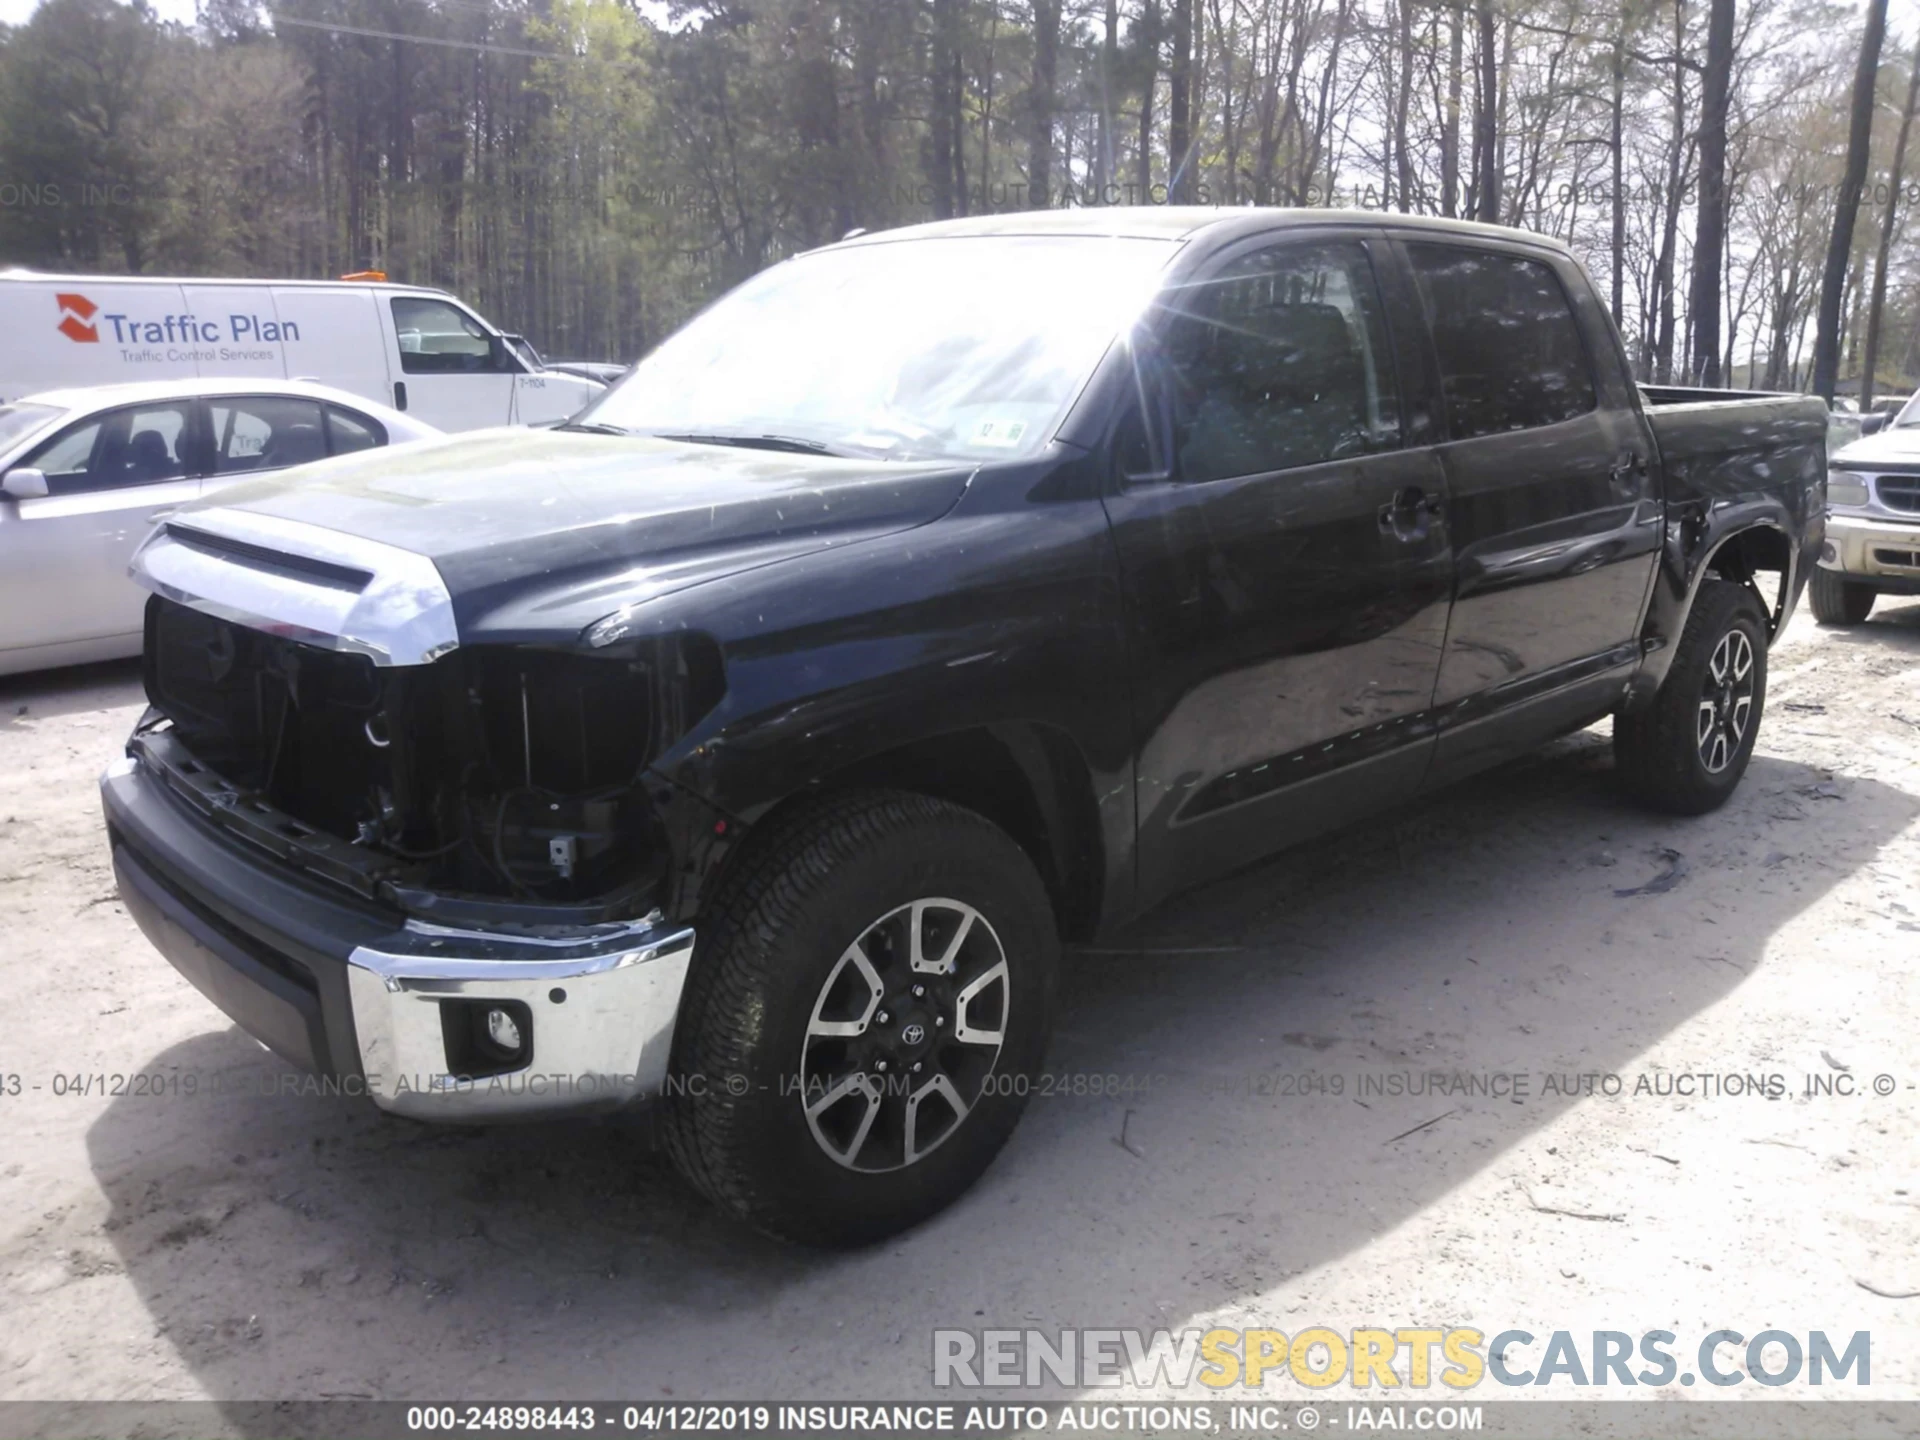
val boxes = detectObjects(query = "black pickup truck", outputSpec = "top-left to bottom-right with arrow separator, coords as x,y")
97,210 -> 1825,1244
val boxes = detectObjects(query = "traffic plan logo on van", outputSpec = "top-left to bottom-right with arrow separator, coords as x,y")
54,293 -> 300,345
54,292 -> 97,342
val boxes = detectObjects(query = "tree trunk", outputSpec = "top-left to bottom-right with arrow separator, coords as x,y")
928,0 -> 960,218
1394,0 -> 1417,210
1813,0 -> 1889,402
1861,31 -> 1920,408
1473,0 -> 1498,222
1442,2 -> 1463,216
1609,30 -> 1626,327
1097,0 -> 1118,198
1137,0 -> 1160,198
1169,0 -> 1193,201
1687,0 -> 1734,385
1028,0 -> 1061,206
1651,0 -> 1687,384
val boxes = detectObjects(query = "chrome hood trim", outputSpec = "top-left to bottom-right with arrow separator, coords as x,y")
129,506 -> 459,666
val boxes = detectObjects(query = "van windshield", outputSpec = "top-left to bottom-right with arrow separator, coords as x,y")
0,402 -> 62,454
575,235 -> 1180,461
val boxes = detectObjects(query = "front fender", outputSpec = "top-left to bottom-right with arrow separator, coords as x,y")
605,456 -> 1137,911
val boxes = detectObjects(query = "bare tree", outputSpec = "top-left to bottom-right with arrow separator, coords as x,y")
1473,0 -> 1499,220
1687,0 -> 1734,384
1861,30 -> 1920,407
1813,0 -> 1888,402
1027,0 -> 1062,204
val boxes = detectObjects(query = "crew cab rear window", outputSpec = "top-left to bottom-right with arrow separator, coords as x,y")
1160,240 -> 1402,482
1407,244 -> 1596,438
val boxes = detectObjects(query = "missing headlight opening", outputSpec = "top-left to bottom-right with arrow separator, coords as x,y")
141,596 -> 723,909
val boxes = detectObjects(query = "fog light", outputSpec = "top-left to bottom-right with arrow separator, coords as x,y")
442,998 -> 532,1079
486,1006 -> 524,1053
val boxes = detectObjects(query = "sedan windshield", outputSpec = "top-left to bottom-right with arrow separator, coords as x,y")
1892,393 -> 1920,428
0,402 -> 63,454
577,234 -> 1180,461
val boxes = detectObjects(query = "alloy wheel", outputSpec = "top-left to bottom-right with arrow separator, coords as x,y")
1696,627 -> 1755,774
799,898 -> 1010,1172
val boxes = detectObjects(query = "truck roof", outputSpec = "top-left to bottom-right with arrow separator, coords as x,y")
832,207 -> 1574,256
0,268 -> 453,298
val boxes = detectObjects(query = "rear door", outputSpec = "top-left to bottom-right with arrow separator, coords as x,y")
0,399 -> 205,656
378,292 -> 515,430
1397,238 -> 1662,786
1103,230 -> 1453,904
202,393 -> 333,498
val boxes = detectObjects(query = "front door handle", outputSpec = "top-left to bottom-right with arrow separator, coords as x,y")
393,381 -> 409,412
1378,486 -> 1442,541
1609,450 -> 1645,485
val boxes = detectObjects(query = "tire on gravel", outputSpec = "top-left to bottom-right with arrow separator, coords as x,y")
1807,566 -> 1876,626
1615,577 -> 1769,816
661,789 -> 1057,1246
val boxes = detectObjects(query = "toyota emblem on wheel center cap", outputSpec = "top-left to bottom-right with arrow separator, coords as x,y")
900,1022 -> 927,1046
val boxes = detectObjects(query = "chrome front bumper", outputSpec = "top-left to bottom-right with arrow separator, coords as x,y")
347,917 -> 694,1121
1820,512 -> 1920,582
104,752 -> 695,1124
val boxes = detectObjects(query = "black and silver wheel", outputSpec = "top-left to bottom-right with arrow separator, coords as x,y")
1694,627 -> 1756,775
1807,567 -> 1875,626
663,790 -> 1055,1246
1616,578 -> 1769,815
800,898 -> 1010,1172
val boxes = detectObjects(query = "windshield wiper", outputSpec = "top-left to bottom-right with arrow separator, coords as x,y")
652,431 -> 850,457
554,420 -> 632,436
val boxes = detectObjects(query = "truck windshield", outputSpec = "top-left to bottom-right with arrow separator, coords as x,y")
0,402 -> 62,453
576,234 -> 1180,461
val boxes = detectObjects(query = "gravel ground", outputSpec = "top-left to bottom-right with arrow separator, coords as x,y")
1,603 -> 1916,1423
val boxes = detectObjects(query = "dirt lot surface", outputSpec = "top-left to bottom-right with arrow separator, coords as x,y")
1,604 -> 1916,1423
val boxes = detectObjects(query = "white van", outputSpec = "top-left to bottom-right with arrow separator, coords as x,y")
0,269 -> 606,433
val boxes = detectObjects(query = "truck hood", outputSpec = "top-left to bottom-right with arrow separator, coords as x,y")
140,430 -> 974,655
1834,425 -> 1920,468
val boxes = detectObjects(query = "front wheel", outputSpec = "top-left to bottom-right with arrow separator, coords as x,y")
1807,567 -> 1876,626
662,790 -> 1057,1246
1615,579 -> 1769,815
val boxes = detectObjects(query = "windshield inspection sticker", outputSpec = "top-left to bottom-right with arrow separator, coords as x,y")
970,418 -> 1028,448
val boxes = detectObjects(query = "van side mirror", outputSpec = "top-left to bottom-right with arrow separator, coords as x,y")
1,467 -> 48,500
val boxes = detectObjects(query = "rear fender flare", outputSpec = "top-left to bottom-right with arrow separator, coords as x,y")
1627,515 -> 1796,709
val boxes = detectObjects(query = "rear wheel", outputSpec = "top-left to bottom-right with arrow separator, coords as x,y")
1616,579 -> 1768,815
1808,567 -> 1876,625
662,790 -> 1056,1246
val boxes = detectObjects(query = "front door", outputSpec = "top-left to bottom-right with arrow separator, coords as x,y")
1103,234 -> 1454,906
0,399 -> 204,661
381,294 -> 515,431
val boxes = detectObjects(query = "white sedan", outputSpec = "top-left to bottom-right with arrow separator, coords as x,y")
0,378 -> 440,676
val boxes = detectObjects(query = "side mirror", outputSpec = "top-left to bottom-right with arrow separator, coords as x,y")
1,467 -> 48,500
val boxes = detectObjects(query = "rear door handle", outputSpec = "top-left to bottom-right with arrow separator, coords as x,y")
1609,450 -> 1645,484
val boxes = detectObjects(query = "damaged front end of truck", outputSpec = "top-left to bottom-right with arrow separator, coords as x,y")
104,507 -> 737,1119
